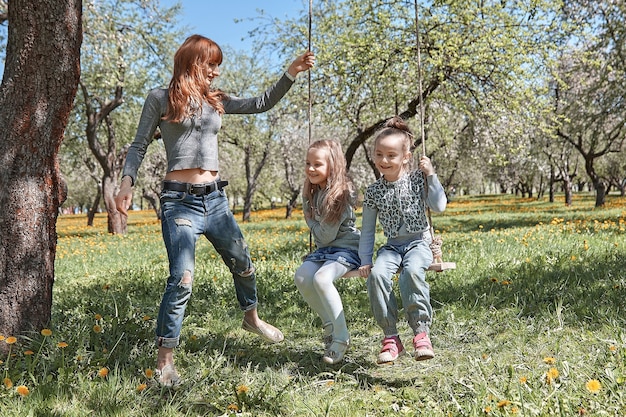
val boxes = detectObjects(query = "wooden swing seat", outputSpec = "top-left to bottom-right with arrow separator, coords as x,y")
342,260 -> 456,278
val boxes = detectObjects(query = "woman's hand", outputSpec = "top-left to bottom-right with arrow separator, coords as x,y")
114,177 -> 133,218
287,51 -> 316,77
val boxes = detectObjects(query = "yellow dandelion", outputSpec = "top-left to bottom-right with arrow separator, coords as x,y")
98,367 -> 109,378
490,277 -> 498,283
543,357 -> 556,364
511,406 -> 519,414
547,367 -> 559,379
571,255 -> 577,261
236,384 -> 249,395
227,403 -> 239,412
142,315 -> 151,321
137,383 -> 147,392
24,350 -> 34,356
3,377 -> 13,389
145,369 -> 154,378
94,314 -> 103,320
16,385 -> 29,396
585,379 -> 601,393
497,399 -> 511,408
40,329 -> 52,337
326,380 -> 335,386
57,341 -> 68,348
484,406 -> 492,414
189,335 -> 198,341
93,325 -> 102,333
0,335 -> 4,341
5,336 -> 17,345
609,345 -> 617,352
519,376 -> 528,384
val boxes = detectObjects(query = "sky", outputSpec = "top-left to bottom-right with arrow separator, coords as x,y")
162,0 -> 308,52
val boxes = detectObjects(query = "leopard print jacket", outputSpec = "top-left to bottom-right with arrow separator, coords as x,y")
363,170 -> 429,238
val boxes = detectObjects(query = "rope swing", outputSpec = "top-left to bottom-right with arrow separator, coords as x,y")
413,0 -> 456,272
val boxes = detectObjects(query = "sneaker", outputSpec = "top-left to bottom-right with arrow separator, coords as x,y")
377,336 -> 404,364
322,340 -> 349,365
154,364 -> 181,387
412,332 -> 435,361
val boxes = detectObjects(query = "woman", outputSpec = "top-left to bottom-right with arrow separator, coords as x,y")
115,34 -> 315,386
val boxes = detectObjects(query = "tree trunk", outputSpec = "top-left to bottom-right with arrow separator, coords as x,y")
103,176 -> 126,233
0,0 -> 82,353
285,189 -> 300,219
87,185 -> 102,226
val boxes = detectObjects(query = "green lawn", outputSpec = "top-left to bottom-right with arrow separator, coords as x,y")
2,193 -> 625,416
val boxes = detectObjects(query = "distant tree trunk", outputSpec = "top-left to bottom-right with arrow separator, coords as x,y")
87,185 -> 102,226
0,0 -> 82,353
285,189 -> 300,219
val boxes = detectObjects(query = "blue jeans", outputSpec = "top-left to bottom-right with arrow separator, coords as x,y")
367,238 -> 433,337
156,188 -> 257,348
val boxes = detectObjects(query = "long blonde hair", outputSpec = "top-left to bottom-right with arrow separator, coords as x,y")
303,140 -> 356,224
373,116 -> 415,173
164,35 -> 227,122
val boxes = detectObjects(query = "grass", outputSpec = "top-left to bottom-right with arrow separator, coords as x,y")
1,193 -> 625,416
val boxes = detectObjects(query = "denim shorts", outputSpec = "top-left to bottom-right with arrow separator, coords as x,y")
303,246 -> 361,270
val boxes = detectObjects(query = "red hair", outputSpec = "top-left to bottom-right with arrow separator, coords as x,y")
164,35 -> 227,122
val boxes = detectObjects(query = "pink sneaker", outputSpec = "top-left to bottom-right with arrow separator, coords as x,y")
412,332 -> 435,361
377,336 -> 405,364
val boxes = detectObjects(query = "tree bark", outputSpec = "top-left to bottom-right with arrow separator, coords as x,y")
0,0 -> 82,352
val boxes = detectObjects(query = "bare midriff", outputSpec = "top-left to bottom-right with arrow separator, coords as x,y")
164,168 -> 219,184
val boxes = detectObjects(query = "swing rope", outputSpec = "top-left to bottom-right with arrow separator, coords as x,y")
308,0 -> 314,254
413,0 -> 453,270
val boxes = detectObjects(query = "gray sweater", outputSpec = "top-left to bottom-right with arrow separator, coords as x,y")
303,188 -> 360,251
123,73 -> 295,184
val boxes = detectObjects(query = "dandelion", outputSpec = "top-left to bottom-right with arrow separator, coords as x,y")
5,336 -> 17,345
497,400 -> 511,408
511,406 -> 519,414
3,377 -> 13,389
490,277 -> 498,283
585,379 -> 601,393
93,325 -> 102,333
484,406 -> 491,414
24,350 -> 34,356
98,367 -> 109,378
0,335 -> 4,341
227,403 -> 239,412
543,357 -> 556,364
609,345 -> 617,352
16,385 -> 29,396
40,329 -> 52,337
547,367 -> 559,379
142,315 -> 151,321
145,369 -> 154,378
236,384 -> 249,395
94,314 -> 103,320
57,342 -> 68,348
571,255 -> 577,261
137,383 -> 147,392
519,376 -> 528,384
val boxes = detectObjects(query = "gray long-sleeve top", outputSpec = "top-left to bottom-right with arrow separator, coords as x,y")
122,73 -> 295,184
303,188 -> 360,250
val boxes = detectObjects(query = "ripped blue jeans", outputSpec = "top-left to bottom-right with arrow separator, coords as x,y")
156,188 -> 257,348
